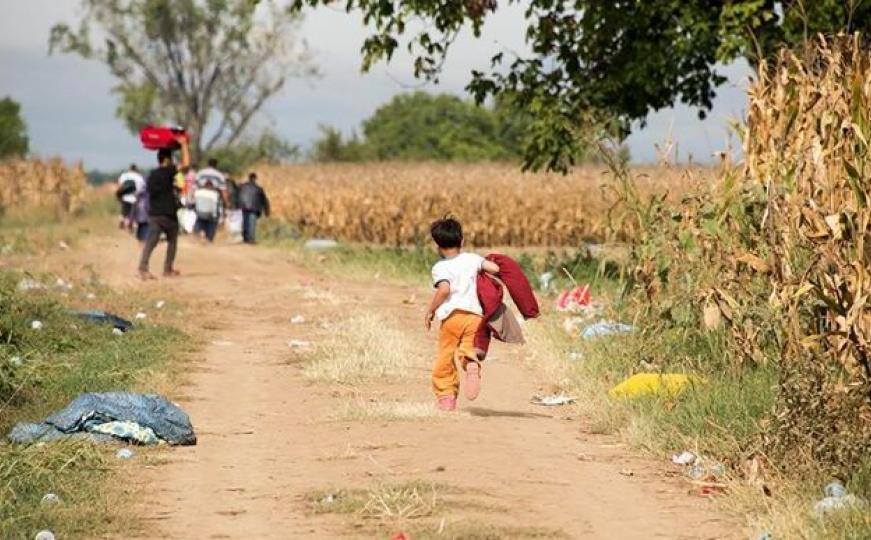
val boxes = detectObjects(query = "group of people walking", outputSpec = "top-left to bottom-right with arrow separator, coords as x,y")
116,136 -> 271,279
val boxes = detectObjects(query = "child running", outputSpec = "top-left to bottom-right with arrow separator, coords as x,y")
424,218 -> 499,411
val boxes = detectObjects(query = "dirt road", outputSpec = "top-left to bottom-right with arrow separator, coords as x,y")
73,234 -> 738,539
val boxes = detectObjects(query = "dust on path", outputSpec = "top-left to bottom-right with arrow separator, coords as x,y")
70,233 -> 740,539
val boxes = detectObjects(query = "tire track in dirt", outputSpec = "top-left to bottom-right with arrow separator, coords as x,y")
72,234 -> 741,539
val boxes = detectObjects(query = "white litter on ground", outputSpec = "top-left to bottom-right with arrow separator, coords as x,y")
211,340 -> 234,347
290,315 -> 306,324
112,328 -> 125,336
288,339 -> 313,349
155,300 -> 166,309
31,320 -> 44,330
116,448 -> 134,460
530,394 -> 577,406
672,451 -> 696,465
135,312 -> 147,320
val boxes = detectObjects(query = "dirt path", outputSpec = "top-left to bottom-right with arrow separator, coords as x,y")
71,233 -> 738,539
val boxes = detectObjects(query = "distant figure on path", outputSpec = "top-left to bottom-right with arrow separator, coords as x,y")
138,136 -> 190,279
193,180 -> 223,243
196,158 -> 228,205
238,172 -> 270,244
116,164 -> 144,230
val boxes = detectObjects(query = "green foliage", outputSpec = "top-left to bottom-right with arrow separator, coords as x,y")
312,92 -> 617,163
50,0 -> 317,162
206,131 -> 299,176
289,0 -> 871,171
0,97 -> 28,158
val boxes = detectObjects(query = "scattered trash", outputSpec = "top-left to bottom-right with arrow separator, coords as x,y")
17,278 -> 45,292
672,451 -> 696,465
72,310 -> 134,332
538,271 -> 554,291
116,448 -> 134,460
304,238 -> 338,250
155,300 -> 166,309
608,373 -> 704,399
86,292 -> 97,300
58,240 -> 70,251
8,392 -> 196,446
814,494 -> 866,515
556,284 -> 591,312
41,493 -> 60,506
753,532 -> 772,540
814,480 -> 867,515
619,469 -> 635,477
288,339 -> 312,349
211,340 -> 234,347
390,533 -> 410,540
825,481 -> 847,498
112,328 -> 124,336
530,394 -> 577,406
687,457 -> 727,481
322,493 -> 337,504
567,351 -> 584,362
582,320 -> 636,340
135,312 -> 147,320
54,278 -> 73,291
9,356 -> 23,367
34,530 -> 55,540
31,320 -> 44,331
290,315 -> 306,324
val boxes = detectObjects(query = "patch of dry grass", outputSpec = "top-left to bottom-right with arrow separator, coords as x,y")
303,313 -> 419,384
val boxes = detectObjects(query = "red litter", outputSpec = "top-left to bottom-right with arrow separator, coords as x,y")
556,284 -> 591,311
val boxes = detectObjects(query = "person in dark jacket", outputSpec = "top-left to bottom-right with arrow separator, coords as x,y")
137,136 -> 190,279
237,172 -> 270,244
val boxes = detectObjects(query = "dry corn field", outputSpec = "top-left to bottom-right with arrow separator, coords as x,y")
258,162 -> 713,246
0,158 -> 88,214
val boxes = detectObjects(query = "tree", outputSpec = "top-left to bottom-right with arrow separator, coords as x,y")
0,97 -> 29,159
311,92 -> 623,163
50,0 -> 317,162
288,0 -> 871,171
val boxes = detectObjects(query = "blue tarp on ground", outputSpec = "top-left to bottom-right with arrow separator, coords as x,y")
71,310 -> 135,332
8,392 -> 196,445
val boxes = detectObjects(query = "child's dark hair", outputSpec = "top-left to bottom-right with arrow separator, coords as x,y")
430,217 -> 463,249
157,148 -> 173,164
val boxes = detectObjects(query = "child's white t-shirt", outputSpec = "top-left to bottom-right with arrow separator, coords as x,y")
431,252 -> 485,321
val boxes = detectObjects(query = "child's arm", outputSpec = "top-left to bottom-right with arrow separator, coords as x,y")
425,281 -> 450,331
482,260 -> 500,274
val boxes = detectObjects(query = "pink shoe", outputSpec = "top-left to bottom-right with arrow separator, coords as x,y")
464,361 -> 481,401
436,395 -> 457,411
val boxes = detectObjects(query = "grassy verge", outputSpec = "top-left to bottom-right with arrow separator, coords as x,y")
0,265 -> 186,538
305,480 -> 566,538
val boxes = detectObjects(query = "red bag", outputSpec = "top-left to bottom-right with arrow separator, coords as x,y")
139,125 -> 187,150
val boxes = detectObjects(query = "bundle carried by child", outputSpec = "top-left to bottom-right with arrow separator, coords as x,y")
474,254 -> 540,359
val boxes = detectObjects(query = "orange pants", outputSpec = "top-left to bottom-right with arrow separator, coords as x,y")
433,311 -> 482,397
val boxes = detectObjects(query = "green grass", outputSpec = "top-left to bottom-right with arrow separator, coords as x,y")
0,196 -> 117,256
0,268 -> 185,539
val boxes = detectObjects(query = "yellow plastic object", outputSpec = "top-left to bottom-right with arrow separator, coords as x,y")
608,373 -> 704,399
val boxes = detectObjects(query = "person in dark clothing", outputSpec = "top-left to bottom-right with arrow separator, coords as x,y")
138,136 -> 190,279
238,172 -> 270,244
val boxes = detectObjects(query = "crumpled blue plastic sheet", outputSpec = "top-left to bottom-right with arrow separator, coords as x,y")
8,392 -> 196,446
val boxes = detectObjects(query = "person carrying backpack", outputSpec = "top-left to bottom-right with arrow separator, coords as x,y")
237,172 -> 270,244
193,180 -> 223,243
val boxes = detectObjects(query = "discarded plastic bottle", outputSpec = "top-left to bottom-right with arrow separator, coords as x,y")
34,531 -> 55,540
825,481 -> 847,498
40,493 -> 60,506
688,461 -> 706,480
116,448 -> 134,460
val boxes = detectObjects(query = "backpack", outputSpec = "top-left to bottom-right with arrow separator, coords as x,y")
116,179 -> 136,201
194,189 -> 220,220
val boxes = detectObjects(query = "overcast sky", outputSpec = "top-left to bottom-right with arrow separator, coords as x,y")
0,0 -> 752,170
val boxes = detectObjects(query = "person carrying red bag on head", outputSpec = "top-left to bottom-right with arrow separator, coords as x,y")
137,132 -> 190,280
